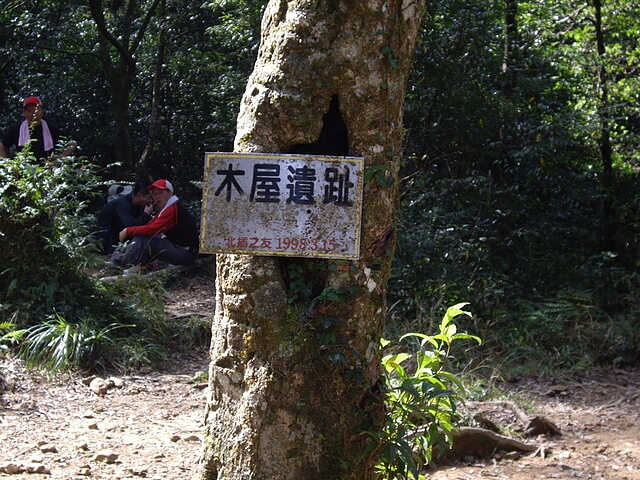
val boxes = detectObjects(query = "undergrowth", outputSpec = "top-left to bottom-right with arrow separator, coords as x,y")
0,151 -> 212,374
371,303 -> 481,479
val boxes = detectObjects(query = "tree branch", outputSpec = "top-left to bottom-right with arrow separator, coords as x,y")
88,0 -> 132,64
131,0 -> 163,54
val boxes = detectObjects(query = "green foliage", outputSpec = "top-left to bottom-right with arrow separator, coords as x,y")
287,262 -> 314,304
0,151 -> 212,373
390,0 -> 640,376
19,314 -> 133,374
518,0 -> 640,166
365,165 -> 396,188
0,0 -> 262,189
491,287 -> 640,376
370,303 -> 481,479
0,152 -> 109,326
0,320 -> 22,354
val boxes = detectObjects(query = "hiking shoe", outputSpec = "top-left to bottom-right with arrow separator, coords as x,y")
122,265 -> 141,276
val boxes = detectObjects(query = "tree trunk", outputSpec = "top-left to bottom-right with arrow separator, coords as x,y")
593,0 -> 615,251
88,0 -> 161,175
198,1 -> 424,479
502,0 -> 519,95
138,4 -> 167,179
503,0 -> 518,71
109,64 -> 135,176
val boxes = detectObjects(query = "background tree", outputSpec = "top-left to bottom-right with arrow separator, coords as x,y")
88,0 -> 162,174
393,0 -> 640,371
0,0 -> 257,189
198,0 -> 425,478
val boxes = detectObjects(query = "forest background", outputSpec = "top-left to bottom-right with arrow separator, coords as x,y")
0,0 -> 639,377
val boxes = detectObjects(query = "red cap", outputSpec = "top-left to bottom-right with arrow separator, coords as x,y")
23,96 -> 42,107
148,179 -> 173,192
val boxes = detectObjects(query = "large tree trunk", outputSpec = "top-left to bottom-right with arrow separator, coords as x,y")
198,1 -> 424,479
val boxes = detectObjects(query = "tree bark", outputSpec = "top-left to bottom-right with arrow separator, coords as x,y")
592,0 -> 615,252
198,1 -> 424,479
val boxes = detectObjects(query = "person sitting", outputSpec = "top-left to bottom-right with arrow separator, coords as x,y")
0,96 -> 76,163
111,179 -> 199,269
95,180 -> 153,254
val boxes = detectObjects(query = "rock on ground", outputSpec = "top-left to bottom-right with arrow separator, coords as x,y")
0,351 -> 209,480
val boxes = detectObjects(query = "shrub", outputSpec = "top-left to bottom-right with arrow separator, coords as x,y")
369,303 -> 481,479
0,152 -> 106,326
0,152 -> 184,373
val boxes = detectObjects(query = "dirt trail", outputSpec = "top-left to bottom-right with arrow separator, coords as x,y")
0,351 -> 209,479
1,273 -> 639,479
430,369 -> 640,480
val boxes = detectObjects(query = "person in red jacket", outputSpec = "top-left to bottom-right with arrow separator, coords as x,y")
111,179 -> 199,268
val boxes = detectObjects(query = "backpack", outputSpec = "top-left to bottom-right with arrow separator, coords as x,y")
107,184 -> 133,203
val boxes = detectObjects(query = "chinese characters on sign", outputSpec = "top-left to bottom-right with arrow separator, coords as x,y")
200,153 -> 364,259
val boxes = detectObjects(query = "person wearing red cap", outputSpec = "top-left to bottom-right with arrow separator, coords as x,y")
0,96 -> 75,162
110,179 -> 199,269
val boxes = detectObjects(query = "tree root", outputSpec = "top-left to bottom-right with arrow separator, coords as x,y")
468,400 -> 561,436
438,400 -> 561,461
444,426 -> 538,459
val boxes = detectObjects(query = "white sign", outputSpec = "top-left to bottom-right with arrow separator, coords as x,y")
200,152 -> 364,259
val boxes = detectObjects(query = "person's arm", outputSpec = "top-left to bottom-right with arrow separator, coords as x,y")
50,141 -> 77,165
0,126 -> 18,158
116,200 -> 151,227
121,203 -> 178,240
60,140 -> 76,157
47,124 -> 76,165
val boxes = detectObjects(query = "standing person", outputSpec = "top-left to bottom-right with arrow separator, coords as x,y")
0,96 -> 75,162
112,179 -> 199,269
95,180 -> 154,255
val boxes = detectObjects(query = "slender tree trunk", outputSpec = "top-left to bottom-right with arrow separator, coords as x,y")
503,0 -> 518,72
198,1 -> 424,479
88,0 -> 161,174
110,65 -> 135,176
138,6 -> 167,179
502,0 -> 519,95
592,0 -> 615,251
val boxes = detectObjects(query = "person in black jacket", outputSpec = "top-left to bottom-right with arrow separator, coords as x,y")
95,181 -> 153,254
0,96 -> 75,163
112,179 -> 199,269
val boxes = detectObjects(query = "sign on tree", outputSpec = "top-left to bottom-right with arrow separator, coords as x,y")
200,152 -> 364,259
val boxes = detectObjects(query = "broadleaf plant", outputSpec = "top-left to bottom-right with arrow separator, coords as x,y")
371,303 -> 481,479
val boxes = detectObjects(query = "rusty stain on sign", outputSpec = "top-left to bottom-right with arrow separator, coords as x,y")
200,152 -> 364,259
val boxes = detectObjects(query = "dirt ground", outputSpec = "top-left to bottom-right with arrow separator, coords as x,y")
429,368 -> 640,480
1,272 -> 639,479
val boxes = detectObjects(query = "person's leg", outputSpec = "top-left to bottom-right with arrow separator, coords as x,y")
110,236 -> 153,267
145,236 -> 198,266
93,225 -> 115,255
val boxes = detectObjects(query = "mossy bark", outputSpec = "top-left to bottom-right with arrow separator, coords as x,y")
198,1 -> 424,479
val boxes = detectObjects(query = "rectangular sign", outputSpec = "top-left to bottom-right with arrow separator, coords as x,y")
200,152 -> 364,259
